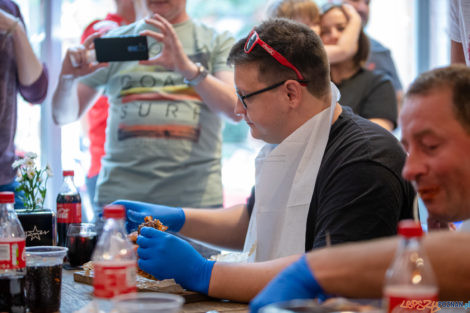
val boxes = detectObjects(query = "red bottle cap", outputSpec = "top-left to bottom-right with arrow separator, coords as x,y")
0,191 -> 15,203
398,219 -> 423,238
103,204 -> 125,219
63,170 -> 74,176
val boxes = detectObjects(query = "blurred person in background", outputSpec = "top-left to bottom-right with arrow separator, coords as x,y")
449,0 -> 470,65
79,0 -> 148,222
250,64 -> 470,311
320,3 -> 397,131
0,0 -> 48,209
52,0 -> 239,226
343,0 -> 403,111
267,0 -> 362,64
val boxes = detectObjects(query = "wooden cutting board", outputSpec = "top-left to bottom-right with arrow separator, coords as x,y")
73,270 -> 208,303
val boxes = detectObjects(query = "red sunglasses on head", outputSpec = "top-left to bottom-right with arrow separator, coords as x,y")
244,29 -> 306,82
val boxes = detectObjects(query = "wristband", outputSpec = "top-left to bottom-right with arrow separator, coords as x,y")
184,62 -> 208,86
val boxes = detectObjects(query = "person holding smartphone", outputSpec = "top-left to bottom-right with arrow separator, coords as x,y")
52,0 -> 240,229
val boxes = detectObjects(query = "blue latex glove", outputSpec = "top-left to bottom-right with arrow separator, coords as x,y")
112,200 -> 185,233
137,227 -> 215,294
250,255 -> 325,313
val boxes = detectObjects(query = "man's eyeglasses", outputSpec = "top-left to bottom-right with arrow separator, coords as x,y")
237,79 -> 307,109
244,29 -> 306,82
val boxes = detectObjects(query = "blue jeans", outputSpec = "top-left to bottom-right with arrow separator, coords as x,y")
0,179 -> 24,209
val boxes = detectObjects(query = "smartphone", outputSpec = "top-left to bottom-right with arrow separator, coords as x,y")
93,35 -> 149,62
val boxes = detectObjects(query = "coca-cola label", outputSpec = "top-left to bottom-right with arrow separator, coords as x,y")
93,261 -> 137,298
57,202 -> 81,223
387,295 -> 440,313
0,239 -> 26,270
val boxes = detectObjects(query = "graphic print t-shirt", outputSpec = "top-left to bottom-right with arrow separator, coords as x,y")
79,19 -> 234,207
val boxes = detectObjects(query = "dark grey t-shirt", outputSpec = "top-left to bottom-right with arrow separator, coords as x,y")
366,37 -> 403,91
337,68 -> 398,128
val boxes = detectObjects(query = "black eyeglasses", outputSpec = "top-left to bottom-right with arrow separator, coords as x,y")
237,79 -> 308,109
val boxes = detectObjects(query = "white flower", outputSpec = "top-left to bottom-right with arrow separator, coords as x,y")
24,158 -> 35,169
26,167 -> 35,180
45,164 -> 53,177
15,151 -> 50,211
24,152 -> 37,160
12,159 -> 24,169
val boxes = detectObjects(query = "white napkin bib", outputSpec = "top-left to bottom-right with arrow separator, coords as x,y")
243,83 -> 340,262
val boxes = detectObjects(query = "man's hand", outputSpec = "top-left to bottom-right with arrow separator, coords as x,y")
60,33 -> 108,77
139,13 -> 199,80
112,200 -> 185,233
137,227 -> 215,294
250,255 -> 325,313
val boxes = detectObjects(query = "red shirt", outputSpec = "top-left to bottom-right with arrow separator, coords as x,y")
81,14 -> 128,178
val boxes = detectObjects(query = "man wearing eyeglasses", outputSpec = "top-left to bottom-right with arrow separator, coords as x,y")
117,18 -> 414,300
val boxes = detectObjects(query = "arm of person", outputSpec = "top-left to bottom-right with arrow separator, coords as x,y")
139,14 -> 241,122
448,0 -> 466,65
180,203 -> 250,250
4,14 -> 43,87
323,4 -> 362,64
251,231 -> 470,310
209,254 -> 302,302
451,40 -> 466,64
52,78 -> 100,125
191,69 -> 241,121
311,231 -> 470,299
0,9 -> 48,103
51,33 -> 108,125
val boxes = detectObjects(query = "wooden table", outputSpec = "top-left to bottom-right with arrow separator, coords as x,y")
60,269 -> 248,313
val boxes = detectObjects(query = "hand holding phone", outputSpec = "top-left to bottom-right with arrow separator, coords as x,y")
69,49 -> 96,67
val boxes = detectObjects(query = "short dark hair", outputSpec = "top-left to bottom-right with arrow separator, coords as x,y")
406,64 -> 470,133
320,4 -> 369,67
227,18 -> 331,100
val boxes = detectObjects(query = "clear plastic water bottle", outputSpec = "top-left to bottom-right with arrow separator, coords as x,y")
0,191 -> 26,313
57,170 -> 82,247
91,204 -> 136,298
384,220 -> 438,313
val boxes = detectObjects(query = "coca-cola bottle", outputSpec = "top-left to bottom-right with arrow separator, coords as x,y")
383,220 -> 439,313
57,170 -> 81,247
91,204 -> 136,298
0,191 -> 26,313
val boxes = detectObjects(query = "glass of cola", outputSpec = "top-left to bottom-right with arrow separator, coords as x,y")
66,223 -> 97,268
